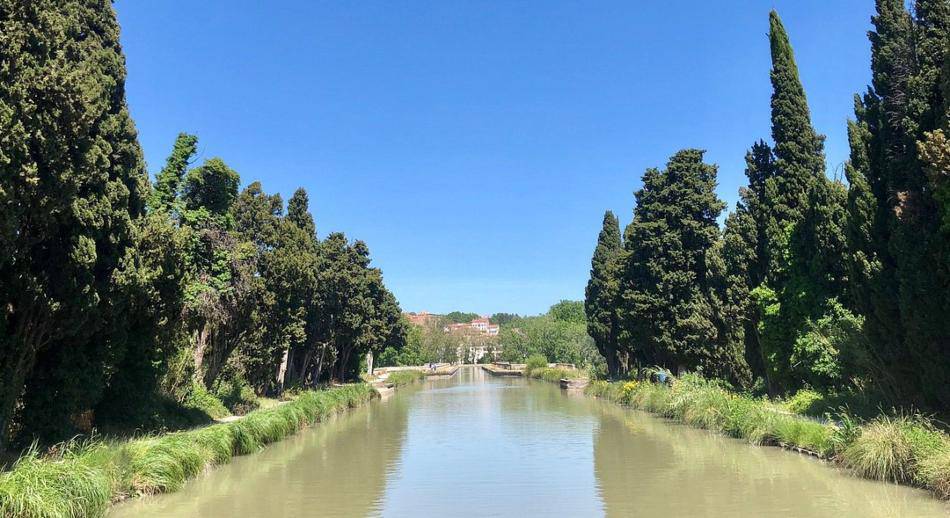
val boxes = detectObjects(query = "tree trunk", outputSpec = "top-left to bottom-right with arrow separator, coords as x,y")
0,351 -> 32,450
193,324 -> 210,380
275,347 -> 290,394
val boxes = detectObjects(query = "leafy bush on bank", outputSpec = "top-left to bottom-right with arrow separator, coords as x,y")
0,384 -> 375,518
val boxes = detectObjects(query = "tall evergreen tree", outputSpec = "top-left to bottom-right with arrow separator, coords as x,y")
619,150 -> 726,374
762,10 -> 826,284
149,133 -> 198,214
845,0 -> 950,407
585,211 -> 624,377
744,11 -> 854,394
706,204 -> 757,387
0,0 -> 149,446
288,187 -> 317,238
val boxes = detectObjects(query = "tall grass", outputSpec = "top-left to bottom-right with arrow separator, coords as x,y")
841,414 -> 950,489
385,370 -> 426,387
0,384 -> 375,518
584,375 -> 950,499
527,367 -> 582,383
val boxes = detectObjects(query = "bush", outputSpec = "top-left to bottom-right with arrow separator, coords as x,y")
182,382 -> 229,419
213,376 -> 260,416
784,389 -> 824,415
524,354 -> 548,375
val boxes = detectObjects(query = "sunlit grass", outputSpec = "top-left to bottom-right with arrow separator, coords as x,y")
584,375 -> 950,498
0,384 -> 375,517
386,370 -> 426,387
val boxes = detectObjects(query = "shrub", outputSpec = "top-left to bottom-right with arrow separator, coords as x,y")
182,382 -> 230,419
524,354 -> 548,375
784,389 -> 824,415
213,377 -> 260,416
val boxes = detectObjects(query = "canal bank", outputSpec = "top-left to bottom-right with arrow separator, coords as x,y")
108,366 -> 947,517
0,384 -> 383,518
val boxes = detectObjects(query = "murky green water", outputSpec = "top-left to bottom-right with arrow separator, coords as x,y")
111,367 -> 948,517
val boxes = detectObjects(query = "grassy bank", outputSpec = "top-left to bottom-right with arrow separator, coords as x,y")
526,366 -> 584,383
0,384 -> 375,518
585,376 -> 950,499
385,370 -> 426,387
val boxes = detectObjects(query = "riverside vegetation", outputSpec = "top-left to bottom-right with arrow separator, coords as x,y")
0,0 -> 413,454
2,0 -> 950,514
579,3 -> 950,501
0,385 -> 375,518
584,377 -> 950,498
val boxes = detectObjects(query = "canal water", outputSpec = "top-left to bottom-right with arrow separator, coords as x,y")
110,366 -> 949,517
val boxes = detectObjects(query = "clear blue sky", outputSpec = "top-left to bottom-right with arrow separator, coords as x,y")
114,0 -> 874,316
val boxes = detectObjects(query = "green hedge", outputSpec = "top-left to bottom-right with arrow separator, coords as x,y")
0,384 -> 375,518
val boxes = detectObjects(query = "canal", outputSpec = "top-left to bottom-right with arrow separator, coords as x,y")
111,366 -> 948,517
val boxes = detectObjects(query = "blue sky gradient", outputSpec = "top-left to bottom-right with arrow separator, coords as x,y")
114,0 -> 874,316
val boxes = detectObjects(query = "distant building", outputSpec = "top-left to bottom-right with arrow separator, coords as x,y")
444,316 -> 499,337
405,311 -> 438,327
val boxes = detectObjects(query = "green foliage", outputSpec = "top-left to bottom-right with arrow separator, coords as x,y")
0,0 -> 170,448
547,300 -> 585,324
524,354 -> 549,374
385,370 -> 426,387
842,0 -> 950,409
529,367 -> 583,383
783,389 -> 823,415
841,415 -> 938,484
443,311 -> 481,324
182,383 -> 229,420
149,133 -> 198,214
585,211 -> 625,378
489,313 -> 519,326
213,376 -> 260,416
618,149 -> 734,377
182,158 -> 240,218
499,316 -> 599,368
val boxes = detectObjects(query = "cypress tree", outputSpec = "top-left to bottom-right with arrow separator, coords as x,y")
0,0 -> 149,445
843,0 -> 950,407
746,11 -> 855,393
762,10 -> 826,284
619,150 -> 725,374
288,187 -> 317,238
706,206 -> 756,386
149,133 -> 198,214
585,211 -> 624,377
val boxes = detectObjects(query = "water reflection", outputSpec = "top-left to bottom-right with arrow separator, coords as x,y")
110,386 -> 412,517
592,401 -> 949,517
112,367 -> 948,517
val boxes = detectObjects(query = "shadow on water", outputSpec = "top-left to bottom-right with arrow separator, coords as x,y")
592,400 -> 949,517
109,387 -> 413,517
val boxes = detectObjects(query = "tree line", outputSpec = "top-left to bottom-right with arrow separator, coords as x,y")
585,5 -> 949,411
0,1 -> 405,449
